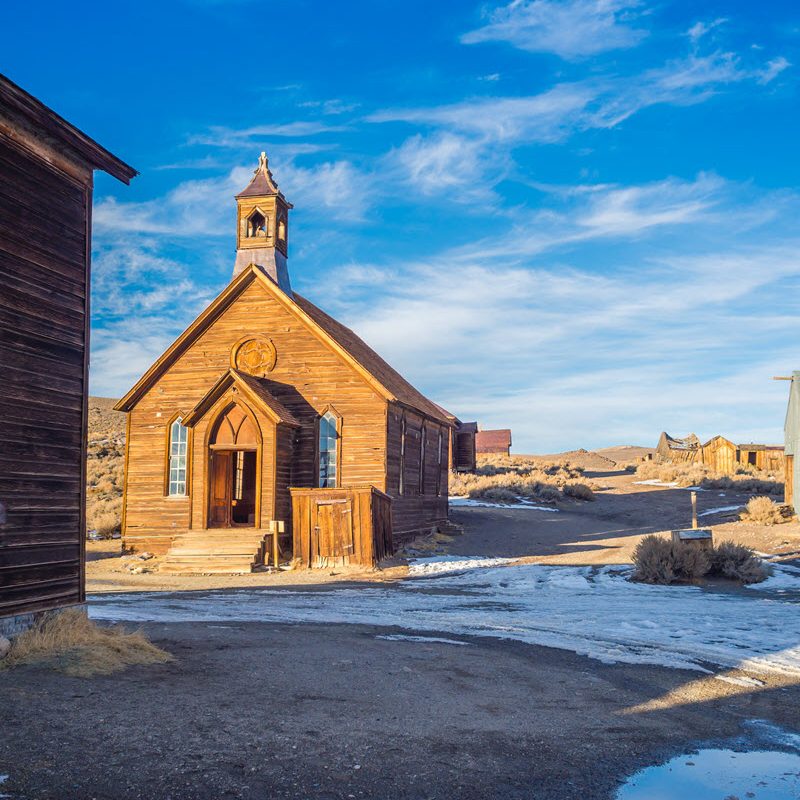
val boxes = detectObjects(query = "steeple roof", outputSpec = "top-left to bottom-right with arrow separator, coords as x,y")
236,152 -> 291,204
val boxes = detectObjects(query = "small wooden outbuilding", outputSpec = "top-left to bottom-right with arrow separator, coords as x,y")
736,444 -> 784,472
0,74 -> 135,634
700,435 -> 737,474
116,154 -> 461,572
476,429 -> 512,456
451,421 -> 477,472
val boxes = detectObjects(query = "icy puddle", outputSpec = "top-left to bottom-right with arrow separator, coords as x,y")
90,560 -> 800,675
617,748 -> 800,799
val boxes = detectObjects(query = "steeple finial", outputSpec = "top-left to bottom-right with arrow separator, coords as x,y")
257,151 -> 268,172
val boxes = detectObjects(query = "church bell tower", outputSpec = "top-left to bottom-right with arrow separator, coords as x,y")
233,152 -> 293,293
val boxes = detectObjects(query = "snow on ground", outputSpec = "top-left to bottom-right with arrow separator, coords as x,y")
746,563 -> 800,594
634,479 -> 678,487
91,560 -> 800,676
375,634 -> 469,646
449,496 -> 558,511
407,555 -> 514,576
698,505 -> 743,517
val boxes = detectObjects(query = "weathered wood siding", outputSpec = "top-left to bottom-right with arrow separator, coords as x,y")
0,136 -> 90,616
123,279 -> 388,552
386,405 -> 449,543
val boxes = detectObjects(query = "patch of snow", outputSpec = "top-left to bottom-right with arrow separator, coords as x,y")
714,674 -> 766,688
634,479 -> 678,487
746,563 -> 800,593
616,748 -> 800,799
375,634 -> 469,646
90,560 -> 800,676
449,496 -> 558,511
408,556 -> 514,576
698,505 -> 742,517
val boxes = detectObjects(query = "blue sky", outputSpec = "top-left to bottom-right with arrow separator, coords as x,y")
3,0 -> 800,451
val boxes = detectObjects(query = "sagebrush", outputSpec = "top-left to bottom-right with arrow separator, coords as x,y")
450,455 -> 596,504
86,397 -> 126,538
635,460 -> 782,495
741,496 -> 786,526
632,534 -> 766,585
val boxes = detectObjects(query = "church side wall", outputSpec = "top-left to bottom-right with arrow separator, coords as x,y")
386,405 -> 450,545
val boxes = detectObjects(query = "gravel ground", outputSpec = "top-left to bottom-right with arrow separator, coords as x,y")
2,621 -> 799,800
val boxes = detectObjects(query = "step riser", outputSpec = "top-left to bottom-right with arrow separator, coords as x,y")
160,531 -> 270,575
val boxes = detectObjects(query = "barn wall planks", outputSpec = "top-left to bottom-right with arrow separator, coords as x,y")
0,77 -> 135,622
0,136 -> 88,616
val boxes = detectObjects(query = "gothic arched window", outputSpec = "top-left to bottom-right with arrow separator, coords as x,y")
168,417 -> 188,496
318,410 -> 340,488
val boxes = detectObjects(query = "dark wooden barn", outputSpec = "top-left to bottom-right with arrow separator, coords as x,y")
476,429 -> 512,456
116,154 -> 462,573
0,74 -> 135,635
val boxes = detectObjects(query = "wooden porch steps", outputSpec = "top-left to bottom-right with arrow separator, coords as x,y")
160,530 -> 270,574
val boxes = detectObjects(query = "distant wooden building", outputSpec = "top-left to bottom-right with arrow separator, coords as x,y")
736,444 -> 784,473
452,421 -> 477,472
0,74 -> 135,634
655,432 -> 700,464
700,435 -> 737,474
116,154 -> 460,572
476,428 -> 512,456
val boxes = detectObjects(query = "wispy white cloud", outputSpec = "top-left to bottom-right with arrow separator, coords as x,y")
188,121 -> 348,148
462,0 -> 648,59
686,18 -> 727,45
758,56 -> 791,85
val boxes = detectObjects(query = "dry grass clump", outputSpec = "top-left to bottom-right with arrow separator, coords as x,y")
635,460 -> 782,495
740,496 -> 786,526
1,609 -> 173,677
450,455 -> 594,505
632,534 -> 766,585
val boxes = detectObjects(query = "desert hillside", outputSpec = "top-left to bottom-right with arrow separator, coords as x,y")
86,397 -> 126,536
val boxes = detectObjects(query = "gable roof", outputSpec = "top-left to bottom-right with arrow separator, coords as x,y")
115,264 -> 454,426
292,293 -> 453,425
182,368 -> 300,428
476,429 -> 512,451
0,72 -> 136,183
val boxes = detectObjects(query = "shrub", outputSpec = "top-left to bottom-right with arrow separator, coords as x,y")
563,482 -> 595,501
632,534 -> 767,585
88,510 -> 120,538
632,535 -> 676,584
741,496 -> 786,525
634,461 -> 782,494
711,541 -> 768,584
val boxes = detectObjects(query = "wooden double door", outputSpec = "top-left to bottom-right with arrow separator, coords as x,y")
313,498 -> 355,565
209,449 -> 258,528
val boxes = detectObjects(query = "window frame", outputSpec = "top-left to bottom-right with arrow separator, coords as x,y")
164,413 -> 190,497
315,405 -> 342,489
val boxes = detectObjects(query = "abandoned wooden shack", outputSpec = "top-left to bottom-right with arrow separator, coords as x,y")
476,428 -> 513,456
736,443 -> 785,472
0,74 -> 135,635
116,153 -> 462,572
655,432 -> 700,463
700,435 -> 737,474
452,421 -> 477,472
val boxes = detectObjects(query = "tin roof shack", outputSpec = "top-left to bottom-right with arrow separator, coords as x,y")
476,429 -> 512,456
655,432 -> 700,464
700,435 -> 738,475
737,444 -> 785,473
0,74 -> 135,636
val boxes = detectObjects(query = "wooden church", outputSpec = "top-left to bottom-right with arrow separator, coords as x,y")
116,154 -> 464,572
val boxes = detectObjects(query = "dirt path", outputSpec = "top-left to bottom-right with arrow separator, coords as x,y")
449,470 -> 800,565
2,621 -> 799,800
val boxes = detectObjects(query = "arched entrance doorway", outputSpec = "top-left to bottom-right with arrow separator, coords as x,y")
207,403 -> 261,528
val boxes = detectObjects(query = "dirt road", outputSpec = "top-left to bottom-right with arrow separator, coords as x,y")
2,620 -> 799,800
